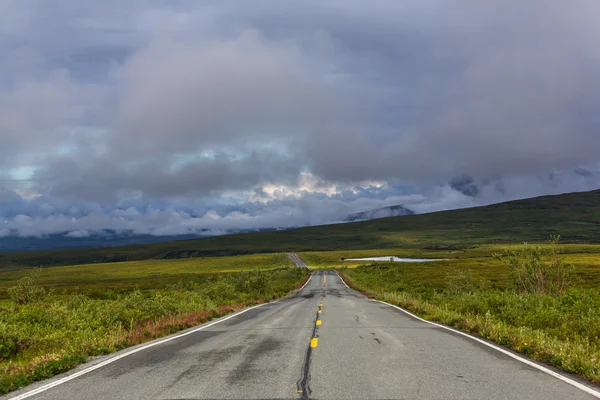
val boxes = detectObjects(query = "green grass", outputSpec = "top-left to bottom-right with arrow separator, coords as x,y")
300,245 -> 600,289
4,189 -> 600,269
0,253 -> 294,299
0,263 -> 308,394
339,243 -> 600,384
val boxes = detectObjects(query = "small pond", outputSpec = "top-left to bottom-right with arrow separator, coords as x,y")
344,256 -> 446,262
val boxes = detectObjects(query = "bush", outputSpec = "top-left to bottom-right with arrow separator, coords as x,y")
494,236 -> 573,296
7,267 -> 47,305
0,335 -> 18,361
445,269 -> 489,294
238,269 -> 270,294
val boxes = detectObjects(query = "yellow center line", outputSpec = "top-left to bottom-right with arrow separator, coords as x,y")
309,293 -> 323,351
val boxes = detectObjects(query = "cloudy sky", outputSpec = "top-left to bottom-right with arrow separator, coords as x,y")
1,0 -> 600,237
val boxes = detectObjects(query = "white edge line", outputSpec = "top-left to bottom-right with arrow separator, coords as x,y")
8,301 -> 273,400
336,272 -> 350,289
299,275 -> 313,291
374,299 -> 600,399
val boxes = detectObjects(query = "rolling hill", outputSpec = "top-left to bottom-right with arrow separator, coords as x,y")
1,189 -> 600,269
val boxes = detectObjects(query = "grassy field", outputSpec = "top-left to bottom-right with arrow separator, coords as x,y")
0,253 -> 308,394
300,245 -> 600,289
3,189 -> 600,269
0,253 -> 293,299
338,242 -> 600,383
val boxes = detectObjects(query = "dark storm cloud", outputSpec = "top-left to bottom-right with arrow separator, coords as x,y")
1,1 -> 600,236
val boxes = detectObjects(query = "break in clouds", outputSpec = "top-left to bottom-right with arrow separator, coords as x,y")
1,0 -> 600,237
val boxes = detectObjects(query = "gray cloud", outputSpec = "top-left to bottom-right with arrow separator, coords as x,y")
1,1 -> 600,237
295,0 -> 600,182
41,148 -> 302,201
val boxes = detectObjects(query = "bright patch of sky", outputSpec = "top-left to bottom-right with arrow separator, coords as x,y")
7,166 -> 36,181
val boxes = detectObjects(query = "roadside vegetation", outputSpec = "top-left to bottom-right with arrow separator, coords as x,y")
0,253 -> 293,298
0,259 -> 308,394
341,238 -> 600,384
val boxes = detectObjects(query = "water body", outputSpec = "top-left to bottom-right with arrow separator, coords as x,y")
345,256 -> 446,262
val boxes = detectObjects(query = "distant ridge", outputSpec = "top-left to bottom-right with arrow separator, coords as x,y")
345,205 -> 414,222
0,228 -> 278,253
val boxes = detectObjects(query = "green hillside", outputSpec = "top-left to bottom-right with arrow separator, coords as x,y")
2,189 -> 600,269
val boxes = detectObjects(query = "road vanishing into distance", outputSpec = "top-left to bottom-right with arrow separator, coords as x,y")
6,257 -> 599,400
287,253 -> 310,269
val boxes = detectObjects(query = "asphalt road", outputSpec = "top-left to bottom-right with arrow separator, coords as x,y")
287,253 -> 309,269
6,269 -> 598,400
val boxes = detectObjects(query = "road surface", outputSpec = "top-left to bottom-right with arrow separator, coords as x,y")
6,269 -> 598,400
287,253 -> 309,269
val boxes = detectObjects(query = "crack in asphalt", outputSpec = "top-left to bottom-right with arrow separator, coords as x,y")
296,274 -> 327,399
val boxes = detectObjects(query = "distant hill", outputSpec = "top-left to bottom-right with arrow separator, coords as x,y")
0,232 -> 205,252
345,205 -> 414,221
0,228 -> 278,253
2,189 -> 600,269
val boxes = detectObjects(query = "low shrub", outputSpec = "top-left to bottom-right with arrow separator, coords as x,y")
7,267 -> 47,305
445,269 -> 490,294
0,335 -> 18,361
494,236 -> 573,296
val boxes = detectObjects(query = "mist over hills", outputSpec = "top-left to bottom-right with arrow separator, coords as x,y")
0,203 -> 417,252
345,205 -> 414,222
0,204 -> 419,252
0,175 -> 597,253
2,189 -> 600,269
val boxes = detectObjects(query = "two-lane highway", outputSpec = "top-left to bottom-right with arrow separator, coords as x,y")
6,268 -> 599,400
